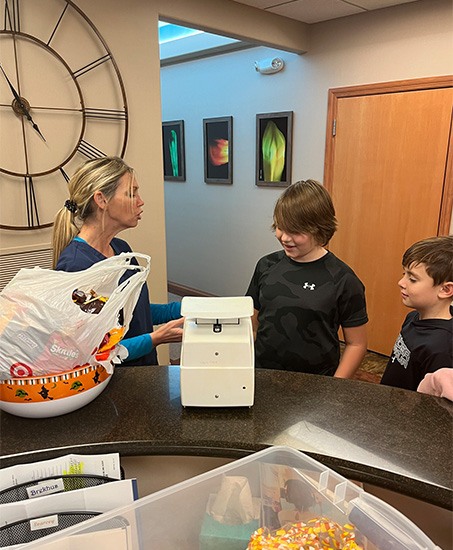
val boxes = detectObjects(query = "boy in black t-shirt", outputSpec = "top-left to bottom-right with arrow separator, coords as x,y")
380,236 -> 453,391
246,180 -> 368,378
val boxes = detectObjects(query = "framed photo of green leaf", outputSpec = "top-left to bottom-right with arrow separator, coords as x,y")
256,111 -> 293,187
162,120 -> 186,181
203,116 -> 233,184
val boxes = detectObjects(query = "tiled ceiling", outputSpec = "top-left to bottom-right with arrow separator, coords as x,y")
231,0 -> 420,24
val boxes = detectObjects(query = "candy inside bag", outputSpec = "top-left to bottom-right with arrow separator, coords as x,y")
72,288 -> 109,314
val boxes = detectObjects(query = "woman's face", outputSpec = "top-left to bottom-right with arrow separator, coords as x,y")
105,173 -> 144,231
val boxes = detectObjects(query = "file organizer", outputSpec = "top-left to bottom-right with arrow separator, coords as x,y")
0,511 -> 101,547
0,474 -> 119,505
0,478 -> 137,548
17,446 -> 439,550
0,512 -> 130,547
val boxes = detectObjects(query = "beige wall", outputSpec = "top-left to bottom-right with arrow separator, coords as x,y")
162,0 -> 453,296
0,0 -> 309,362
0,0 -> 166,299
0,0 -> 307,292
156,0 -> 308,52
1,0 -> 452,305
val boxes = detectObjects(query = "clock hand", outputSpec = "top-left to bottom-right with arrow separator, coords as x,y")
0,63 -> 23,104
0,63 -> 46,142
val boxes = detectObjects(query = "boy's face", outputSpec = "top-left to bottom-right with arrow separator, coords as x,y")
275,227 -> 322,262
398,262 -> 441,312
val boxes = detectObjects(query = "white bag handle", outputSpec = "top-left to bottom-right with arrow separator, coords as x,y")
97,253 -> 150,326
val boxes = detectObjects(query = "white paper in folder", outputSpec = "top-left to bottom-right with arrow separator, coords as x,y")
0,453 -> 122,492
0,479 -> 137,528
19,528 -> 131,550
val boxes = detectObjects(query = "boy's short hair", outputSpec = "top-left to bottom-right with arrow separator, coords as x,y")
272,179 -> 338,246
403,235 -> 453,286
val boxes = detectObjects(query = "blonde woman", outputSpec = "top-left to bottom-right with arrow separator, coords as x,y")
52,157 -> 183,366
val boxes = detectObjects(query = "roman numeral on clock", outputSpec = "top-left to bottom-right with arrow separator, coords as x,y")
77,140 -> 105,159
24,176 -> 40,228
73,54 -> 111,79
84,108 -> 127,121
46,3 -> 69,47
3,0 -> 20,32
60,167 -> 70,182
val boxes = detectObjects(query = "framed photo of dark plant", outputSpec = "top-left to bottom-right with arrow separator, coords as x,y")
203,116 -> 233,184
162,120 -> 186,181
256,111 -> 293,187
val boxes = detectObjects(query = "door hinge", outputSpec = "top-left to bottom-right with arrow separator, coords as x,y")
332,119 -> 337,137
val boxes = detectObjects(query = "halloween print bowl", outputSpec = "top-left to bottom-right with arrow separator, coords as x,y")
0,364 -> 112,418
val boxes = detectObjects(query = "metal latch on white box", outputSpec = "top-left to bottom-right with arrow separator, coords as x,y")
180,297 -> 255,407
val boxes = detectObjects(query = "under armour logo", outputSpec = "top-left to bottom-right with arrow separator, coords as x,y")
303,282 -> 315,290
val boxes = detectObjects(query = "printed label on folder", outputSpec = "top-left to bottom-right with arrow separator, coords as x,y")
30,515 -> 59,531
26,478 -> 65,499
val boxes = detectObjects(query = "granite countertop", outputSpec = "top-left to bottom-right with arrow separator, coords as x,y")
1,366 -> 452,509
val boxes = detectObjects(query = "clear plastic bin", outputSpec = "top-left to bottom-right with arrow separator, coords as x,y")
16,446 -> 439,549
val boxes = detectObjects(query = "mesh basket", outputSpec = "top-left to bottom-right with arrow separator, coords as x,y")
0,511 -> 100,546
0,512 -> 130,547
0,474 -> 118,505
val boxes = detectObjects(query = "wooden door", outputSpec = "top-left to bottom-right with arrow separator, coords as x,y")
324,77 -> 453,355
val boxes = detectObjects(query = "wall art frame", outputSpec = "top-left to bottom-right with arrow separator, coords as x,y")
162,120 -> 186,181
256,111 -> 293,187
203,116 -> 233,184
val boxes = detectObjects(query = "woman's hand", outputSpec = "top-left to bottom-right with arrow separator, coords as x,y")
151,317 -> 184,347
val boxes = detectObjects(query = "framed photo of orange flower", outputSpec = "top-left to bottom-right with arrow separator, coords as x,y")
203,116 -> 233,184
256,111 -> 293,187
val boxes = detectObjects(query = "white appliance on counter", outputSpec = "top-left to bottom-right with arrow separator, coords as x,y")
180,296 -> 255,407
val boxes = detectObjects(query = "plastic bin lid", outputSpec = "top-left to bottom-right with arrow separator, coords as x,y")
15,446 -> 440,550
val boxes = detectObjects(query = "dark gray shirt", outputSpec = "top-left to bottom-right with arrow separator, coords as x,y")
246,251 -> 368,374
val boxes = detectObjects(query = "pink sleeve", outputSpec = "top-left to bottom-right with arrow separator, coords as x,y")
417,368 -> 453,401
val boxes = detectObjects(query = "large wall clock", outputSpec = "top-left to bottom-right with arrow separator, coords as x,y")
0,0 -> 129,230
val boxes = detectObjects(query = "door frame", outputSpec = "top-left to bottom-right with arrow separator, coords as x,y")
324,75 -> 453,234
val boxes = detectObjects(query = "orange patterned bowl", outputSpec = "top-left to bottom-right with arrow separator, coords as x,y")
0,364 -> 112,418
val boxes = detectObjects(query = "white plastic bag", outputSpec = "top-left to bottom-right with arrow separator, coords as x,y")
0,253 -> 150,380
